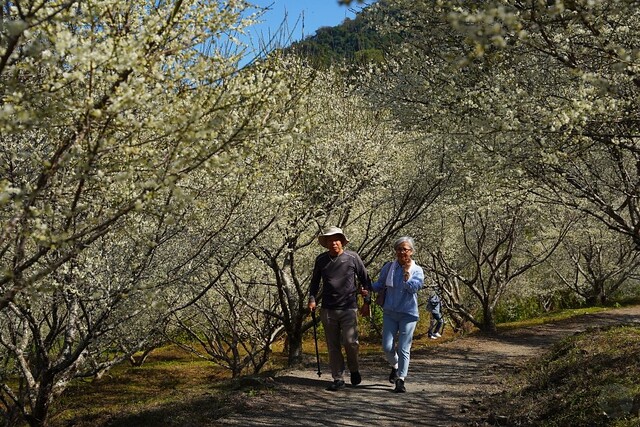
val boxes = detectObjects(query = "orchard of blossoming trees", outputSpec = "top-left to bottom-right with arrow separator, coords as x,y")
1,1 -> 639,425
351,0 -> 640,331
0,0 -> 311,424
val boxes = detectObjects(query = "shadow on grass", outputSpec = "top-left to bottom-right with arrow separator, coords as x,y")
60,375 -> 280,427
99,395 -> 230,427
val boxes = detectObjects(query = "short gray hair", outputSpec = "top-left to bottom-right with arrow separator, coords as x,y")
393,236 -> 415,252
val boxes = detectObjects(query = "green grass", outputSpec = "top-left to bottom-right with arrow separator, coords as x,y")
50,346 -> 248,427
496,306 -> 608,331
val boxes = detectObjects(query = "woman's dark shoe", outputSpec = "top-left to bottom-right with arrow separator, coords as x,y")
389,367 -> 398,384
327,379 -> 345,391
394,378 -> 406,393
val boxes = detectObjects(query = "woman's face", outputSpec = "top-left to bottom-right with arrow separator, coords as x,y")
395,242 -> 413,265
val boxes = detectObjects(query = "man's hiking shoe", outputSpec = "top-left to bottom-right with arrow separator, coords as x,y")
389,367 -> 398,384
327,379 -> 345,391
435,332 -> 442,338
350,371 -> 362,386
394,378 -> 406,393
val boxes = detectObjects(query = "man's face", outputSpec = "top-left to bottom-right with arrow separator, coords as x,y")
326,235 -> 344,256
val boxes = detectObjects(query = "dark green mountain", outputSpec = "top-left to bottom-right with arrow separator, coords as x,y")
284,3 -> 398,68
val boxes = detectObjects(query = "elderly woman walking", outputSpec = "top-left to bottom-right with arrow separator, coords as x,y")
372,236 -> 424,393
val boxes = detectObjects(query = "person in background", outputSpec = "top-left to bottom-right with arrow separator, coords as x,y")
427,293 -> 444,340
371,236 -> 424,393
308,226 -> 371,391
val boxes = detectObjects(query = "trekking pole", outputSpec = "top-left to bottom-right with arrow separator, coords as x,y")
311,309 -> 322,377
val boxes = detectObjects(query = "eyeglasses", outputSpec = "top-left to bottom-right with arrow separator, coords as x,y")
395,247 -> 412,253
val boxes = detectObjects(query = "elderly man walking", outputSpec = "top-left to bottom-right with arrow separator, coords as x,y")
308,226 -> 371,391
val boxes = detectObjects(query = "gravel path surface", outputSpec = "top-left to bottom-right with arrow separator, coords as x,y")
217,306 -> 640,426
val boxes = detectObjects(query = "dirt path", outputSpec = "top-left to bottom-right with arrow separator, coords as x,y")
216,306 -> 640,426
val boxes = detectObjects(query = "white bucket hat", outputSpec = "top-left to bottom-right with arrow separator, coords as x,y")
318,226 -> 349,248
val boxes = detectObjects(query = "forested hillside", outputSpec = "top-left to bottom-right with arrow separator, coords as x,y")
283,2 -> 396,66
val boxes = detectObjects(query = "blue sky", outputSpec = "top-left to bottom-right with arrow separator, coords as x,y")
244,1 -> 371,49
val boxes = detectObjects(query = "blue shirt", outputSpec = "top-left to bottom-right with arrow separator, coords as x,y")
372,261 -> 424,318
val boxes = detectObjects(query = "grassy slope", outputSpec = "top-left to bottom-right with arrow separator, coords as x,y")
478,325 -> 640,427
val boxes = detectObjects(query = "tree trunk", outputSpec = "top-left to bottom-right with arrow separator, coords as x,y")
287,329 -> 305,367
481,304 -> 497,334
129,346 -> 156,367
586,281 -> 607,306
26,374 -> 54,427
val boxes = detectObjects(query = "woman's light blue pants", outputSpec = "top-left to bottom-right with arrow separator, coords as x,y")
381,310 -> 418,379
